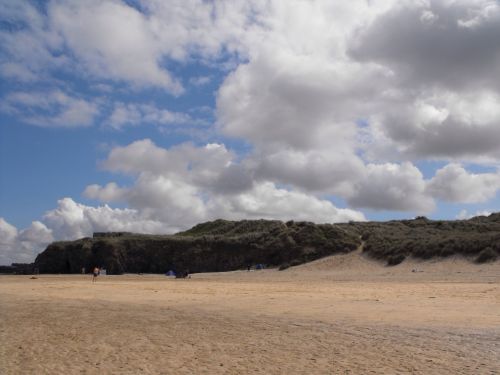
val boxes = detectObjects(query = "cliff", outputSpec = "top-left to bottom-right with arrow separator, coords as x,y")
34,214 -> 500,274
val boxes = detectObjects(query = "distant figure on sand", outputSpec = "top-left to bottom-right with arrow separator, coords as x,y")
92,267 -> 99,282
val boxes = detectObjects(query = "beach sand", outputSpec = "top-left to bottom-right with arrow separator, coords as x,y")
1,252 -> 499,374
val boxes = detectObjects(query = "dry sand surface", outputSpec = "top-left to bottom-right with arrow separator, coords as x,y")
1,252 -> 499,374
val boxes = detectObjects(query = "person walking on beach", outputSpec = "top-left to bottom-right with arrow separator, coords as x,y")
92,267 -> 100,283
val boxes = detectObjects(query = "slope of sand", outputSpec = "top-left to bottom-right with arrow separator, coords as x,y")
1,254 -> 499,374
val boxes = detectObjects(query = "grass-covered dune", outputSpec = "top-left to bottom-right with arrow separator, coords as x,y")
343,214 -> 500,265
34,214 -> 500,274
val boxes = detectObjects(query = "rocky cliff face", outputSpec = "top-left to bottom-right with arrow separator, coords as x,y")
34,215 -> 500,274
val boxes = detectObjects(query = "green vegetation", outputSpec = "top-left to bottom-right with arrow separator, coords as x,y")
341,213 -> 500,265
34,213 -> 500,274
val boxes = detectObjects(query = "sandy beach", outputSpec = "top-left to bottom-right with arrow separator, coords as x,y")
1,253 -> 499,374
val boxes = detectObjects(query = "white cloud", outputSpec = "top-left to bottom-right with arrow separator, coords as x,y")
347,162 -> 435,213
456,209 -> 493,220
350,0 -> 500,91
2,90 -> 99,127
189,76 -> 212,86
86,139 -> 366,231
366,90 -> 500,162
208,182 -> 365,223
0,62 -> 37,82
48,0 -> 183,94
0,1 -> 67,81
420,9 -> 439,25
84,182 -> 128,203
216,53 -> 385,151
0,0 -> 267,93
125,173 -> 209,226
0,218 -> 53,265
4,0 -> 500,163
42,197 -> 167,240
427,163 -> 500,203
252,147 -> 365,196
106,102 -> 195,130
457,1 -> 499,29
0,218 -> 18,246
101,139 -> 235,181
19,221 -> 54,245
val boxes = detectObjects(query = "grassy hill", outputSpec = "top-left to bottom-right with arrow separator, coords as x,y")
34,214 -> 500,274
342,214 -> 500,265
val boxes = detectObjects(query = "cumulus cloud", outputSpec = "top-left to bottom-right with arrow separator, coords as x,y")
85,139 -> 366,230
4,0 -> 499,163
252,148 -> 365,196
208,182 -> 365,223
0,0 -> 262,93
0,197 -> 179,265
42,198 -> 167,240
349,0 -> 500,92
213,0 -> 500,169
215,52 -> 380,199
427,164 -> 500,203
366,89 -> 500,162
216,53 -> 385,151
347,162 -> 434,213
101,139 -> 237,184
86,175 -> 365,230
0,218 -> 53,265
48,0 -> 183,93
350,1 -> 500,162
0,218 -> 19,264
83,182 -> 127,203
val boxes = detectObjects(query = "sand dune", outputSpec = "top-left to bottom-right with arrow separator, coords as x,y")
287,249 -> 500,283
290,247 -> 381,272
1,256 -> 499,374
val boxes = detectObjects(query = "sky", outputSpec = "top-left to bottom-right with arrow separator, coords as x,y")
1,0 -> 500,264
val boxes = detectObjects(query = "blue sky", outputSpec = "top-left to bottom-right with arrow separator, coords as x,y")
1,0 -> 500,264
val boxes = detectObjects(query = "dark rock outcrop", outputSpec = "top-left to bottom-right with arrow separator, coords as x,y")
34,220 -> 360,274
